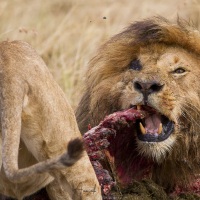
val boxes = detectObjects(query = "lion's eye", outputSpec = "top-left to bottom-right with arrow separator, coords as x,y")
129,59 -> 142,71
173,67 -> 186,74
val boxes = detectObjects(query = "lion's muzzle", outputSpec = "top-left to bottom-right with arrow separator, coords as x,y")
134,80 -> 164,104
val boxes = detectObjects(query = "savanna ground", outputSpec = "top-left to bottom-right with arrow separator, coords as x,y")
1,0 -> 200,199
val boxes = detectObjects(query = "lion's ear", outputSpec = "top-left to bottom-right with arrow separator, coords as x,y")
76,90 -> 91,134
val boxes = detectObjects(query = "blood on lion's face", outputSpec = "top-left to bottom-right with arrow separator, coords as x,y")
76,17 -> 200,192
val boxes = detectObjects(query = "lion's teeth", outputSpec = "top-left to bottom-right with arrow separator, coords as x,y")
137,105 -> 141,110
139,122 -> 146,134
158,123 -> 163,134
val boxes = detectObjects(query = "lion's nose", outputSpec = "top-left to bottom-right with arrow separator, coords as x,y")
134,81 -> 164,94
134,81 -> 164,103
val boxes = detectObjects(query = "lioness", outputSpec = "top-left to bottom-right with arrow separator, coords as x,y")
0,41 -> 101,200
76,17 -> 200,195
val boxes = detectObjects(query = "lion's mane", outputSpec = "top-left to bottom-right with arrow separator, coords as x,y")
76,17 -> 200,191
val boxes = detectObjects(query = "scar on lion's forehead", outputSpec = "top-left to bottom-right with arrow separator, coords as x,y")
158,53 -> 182,65
173,56 -> 179,63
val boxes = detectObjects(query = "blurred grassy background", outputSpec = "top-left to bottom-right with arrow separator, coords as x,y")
0,0 -> 199,109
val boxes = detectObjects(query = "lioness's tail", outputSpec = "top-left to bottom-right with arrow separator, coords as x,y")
4,138 -> 84,183
59,138 -> 85,167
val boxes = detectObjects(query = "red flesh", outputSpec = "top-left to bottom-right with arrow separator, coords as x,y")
83,108 -> 149,196
83,107 -> 200,198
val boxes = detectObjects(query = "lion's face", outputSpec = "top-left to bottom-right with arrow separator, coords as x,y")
76,17 -> 200,188
116,45 -> 200,161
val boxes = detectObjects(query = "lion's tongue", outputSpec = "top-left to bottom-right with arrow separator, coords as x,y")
145,114 -> 161,134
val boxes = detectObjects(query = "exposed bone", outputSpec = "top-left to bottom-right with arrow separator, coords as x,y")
139,122 -> 146,134
158,123 -> 163,134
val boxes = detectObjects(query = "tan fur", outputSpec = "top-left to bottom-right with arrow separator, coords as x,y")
76,17 -> 200,191
0,41 -> 101,200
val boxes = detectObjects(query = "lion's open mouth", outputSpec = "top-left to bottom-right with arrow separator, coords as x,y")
131,105 -> 175,142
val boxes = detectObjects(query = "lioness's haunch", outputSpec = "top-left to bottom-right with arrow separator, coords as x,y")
0,41 -> 101,200
76,17 -> 200,197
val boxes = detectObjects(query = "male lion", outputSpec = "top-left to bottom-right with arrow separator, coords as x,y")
76,17 -> 200,196
0,41 -> 101,200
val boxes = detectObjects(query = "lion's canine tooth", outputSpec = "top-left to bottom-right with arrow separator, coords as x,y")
137,105 -> 141,110
158,123 -> 163,134
139,122 -> 146,134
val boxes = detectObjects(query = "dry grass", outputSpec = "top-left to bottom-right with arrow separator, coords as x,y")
0,0 -> 200,109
